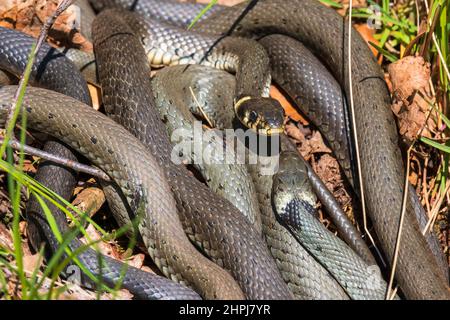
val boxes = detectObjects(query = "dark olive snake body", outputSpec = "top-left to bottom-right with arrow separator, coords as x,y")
272,150 -> 391,300
187,0 -> 450,299
82,0 -> 377,268
258,34 -> 447,280
0,26 -> 202,300
1,0 -> 449,299
92,9 -> 292,299
0,7 -> 292,300
62,6 -> 379,269
150,67 -> 263,234
90,0 -> 449,299
152,63 -> 395,299
152,65 -> 352,299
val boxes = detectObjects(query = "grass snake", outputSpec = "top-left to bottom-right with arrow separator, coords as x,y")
152,63 -> 394,299
92,9 -> 293,299
0,26 -> 202,300
1,0 -> 449,299
92,0 -> 450,299
186,0 -> 450,300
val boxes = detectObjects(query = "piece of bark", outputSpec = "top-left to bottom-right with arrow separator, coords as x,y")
71,187 -> 105,221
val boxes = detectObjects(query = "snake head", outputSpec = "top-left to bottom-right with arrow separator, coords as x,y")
272,151 -> 317,224
235,97 -> 285,136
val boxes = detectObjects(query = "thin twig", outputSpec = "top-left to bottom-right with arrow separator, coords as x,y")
189,86 -> 214,128
0,137 -> 110,182
423,180 -> 450,234
386,145 -> 412,299
422,3 -> 450,83
347,0 -> 382,262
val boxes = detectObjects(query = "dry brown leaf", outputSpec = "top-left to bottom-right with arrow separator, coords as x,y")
313,154 -> 352,208
312,154 -> 340,186
297,130 -> 332,160
270,85 -> 308,124
409,170 -> 418,186
0,0 -> 92,51
80,225 -> 159,285
81,224 -> 121,259
388,56 -> 430,100
354,23 -> 381,61
285,122 -> 352,210
125,253 -> 145,269
285,122 -> 306,143
388,56 -> 434,141
22,159 -> 37,174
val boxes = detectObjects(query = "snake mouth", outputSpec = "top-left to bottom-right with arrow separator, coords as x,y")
257,126 -> 285,136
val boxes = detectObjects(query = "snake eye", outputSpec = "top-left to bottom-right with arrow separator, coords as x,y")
248,110 -> 258,123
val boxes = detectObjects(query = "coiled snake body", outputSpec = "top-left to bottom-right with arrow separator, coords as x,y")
187,0 -> 450,299
98,0 -> 450,299
152,63 -> 395,299
0,0 -> 448,299
0,26 -> 205,300
92,9 -> 292,300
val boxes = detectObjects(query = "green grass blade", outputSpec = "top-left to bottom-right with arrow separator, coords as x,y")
187,0 -> 218,30
319,0 -> 343,8
368,41 -> 399,62
420,136 -> 450,153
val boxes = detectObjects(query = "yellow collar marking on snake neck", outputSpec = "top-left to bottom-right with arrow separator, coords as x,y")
234,96 -> 252,113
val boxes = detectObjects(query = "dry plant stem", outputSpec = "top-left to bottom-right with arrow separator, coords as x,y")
417,91 -> 449,234
189,86 -> 214,128
414,0 -> 420,29
346,0 -> 381,261
423,180 -> 450,234
386,146 -> 412,300
0,137 -> 110,181
423,156 -> 431,213
386,92 -> 436,299
5,0 -> 76,129
420,4 -> 440,58
422,3 -> 450,83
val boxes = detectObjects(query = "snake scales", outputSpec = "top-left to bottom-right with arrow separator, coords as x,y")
92,9 -> 292,299
0,26 -> 202,300
187,0 -> 450,299
92,0 -> 450,299
152,63 -> 393,299
0,1 -> 446,297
